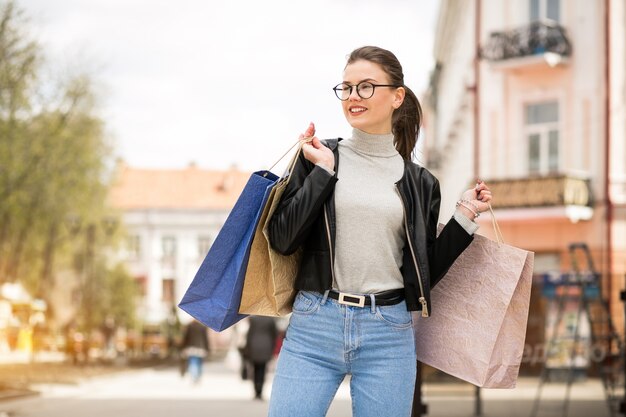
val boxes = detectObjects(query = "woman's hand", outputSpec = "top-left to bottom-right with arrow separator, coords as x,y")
300,122 -> 335,171
458,180 -> 493,220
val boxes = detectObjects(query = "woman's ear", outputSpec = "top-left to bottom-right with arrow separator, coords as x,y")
393,87 -> 406,109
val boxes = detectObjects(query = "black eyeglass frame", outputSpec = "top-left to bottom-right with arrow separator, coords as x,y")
332,81 -> 401,101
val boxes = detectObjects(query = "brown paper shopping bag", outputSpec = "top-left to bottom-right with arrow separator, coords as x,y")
238,141 -> 307,316
413,209 -> 534,388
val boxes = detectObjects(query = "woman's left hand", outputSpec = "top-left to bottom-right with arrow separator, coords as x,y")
460,180 -> 493,215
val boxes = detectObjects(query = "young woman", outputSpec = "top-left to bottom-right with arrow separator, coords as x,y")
267,46 -> 492,417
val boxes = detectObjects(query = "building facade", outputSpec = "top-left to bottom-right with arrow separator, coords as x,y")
108,164 -> 250,328
426,0 -> 625,373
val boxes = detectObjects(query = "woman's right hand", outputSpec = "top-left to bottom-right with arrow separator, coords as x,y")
300,122 -> 335,172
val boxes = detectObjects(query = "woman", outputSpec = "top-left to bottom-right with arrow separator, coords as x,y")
267,46 -> 492,416
181,319 -> 210,384
245,316 -> 278,400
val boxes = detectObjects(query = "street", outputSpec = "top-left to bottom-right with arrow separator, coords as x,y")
0,358 -> 613,417
0,360 -> 350,417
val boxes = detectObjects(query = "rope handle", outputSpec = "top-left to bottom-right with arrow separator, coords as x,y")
487,203 -> 505,244
267,136 -> 313,174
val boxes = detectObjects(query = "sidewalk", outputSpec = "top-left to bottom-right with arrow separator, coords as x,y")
0,351 -> 62,402
222,350 -> 613,417
176,358 -> 614,416
0,351 -> 135,402
421,376 -> 611,417
0,355 -> 614,417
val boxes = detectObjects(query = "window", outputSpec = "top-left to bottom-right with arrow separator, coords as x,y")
161,236 -> 177,264
162,278 -> 175,304
525,101 -> 559,175
126,235 -> 141,261
198,236 -> 213,258
135,276 -> 147,297
530,0 -> 560,22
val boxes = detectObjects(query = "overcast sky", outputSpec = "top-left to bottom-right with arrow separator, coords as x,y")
20,0 -> 440,172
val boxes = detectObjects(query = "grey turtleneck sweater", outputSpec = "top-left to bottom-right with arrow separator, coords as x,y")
324,128 -> 478,294
332,129 -> 405,293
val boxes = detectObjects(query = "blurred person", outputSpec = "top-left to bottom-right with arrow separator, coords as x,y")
30,319 -> 47,362
16,325 -> 32,353
245,316 -> 277,400
181,319 -> 210,384
101,316 -> 116,359
234,318 -> 250,380
64,321 -> 80,365
266,46 -> 493,416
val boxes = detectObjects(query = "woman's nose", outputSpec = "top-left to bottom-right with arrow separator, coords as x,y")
348,87 -> 361,101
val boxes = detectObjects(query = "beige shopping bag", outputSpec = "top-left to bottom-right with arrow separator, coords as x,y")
238,141 -> 307,316
413,210 -> 534,388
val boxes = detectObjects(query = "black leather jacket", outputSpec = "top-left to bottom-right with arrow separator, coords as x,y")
268,139 -> 473,317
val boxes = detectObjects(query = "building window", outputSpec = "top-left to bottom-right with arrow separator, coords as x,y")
198,236 -> 213,258
135,276 -> 147,297
162,278 -> 175,304
525,101 -> 559,175
161,236 -> 177,264
530,0 -> 560,23
126,235 -> 141,261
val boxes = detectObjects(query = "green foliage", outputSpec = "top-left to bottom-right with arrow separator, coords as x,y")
80,261 -> 137,332
102,263 -> 138,329
0,1 -> 39,115
0,1 -> 135,331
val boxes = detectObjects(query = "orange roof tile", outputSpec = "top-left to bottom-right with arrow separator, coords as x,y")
108,165 -> 252,210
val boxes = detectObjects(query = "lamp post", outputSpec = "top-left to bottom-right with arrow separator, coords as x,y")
619,275 -> 626,416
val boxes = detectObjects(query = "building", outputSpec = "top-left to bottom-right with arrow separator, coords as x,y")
108,163 -> 250,327
426,0 -> 625,373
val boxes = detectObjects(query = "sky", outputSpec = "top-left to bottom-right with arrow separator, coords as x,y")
19,0 -> 440,172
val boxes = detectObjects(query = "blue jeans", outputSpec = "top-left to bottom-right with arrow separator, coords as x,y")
187,355 -> 203,383
268,291 -> 417,417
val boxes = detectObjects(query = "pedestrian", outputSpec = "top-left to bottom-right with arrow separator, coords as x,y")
233,318 -> 251,380
181,319 -> 210,384
266,46 -> 493,416
244,316 -> 278,400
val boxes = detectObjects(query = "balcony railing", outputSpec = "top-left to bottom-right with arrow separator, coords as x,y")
481,21 -> 572,63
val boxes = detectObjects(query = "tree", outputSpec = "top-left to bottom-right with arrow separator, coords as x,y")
0,1 -> 135,333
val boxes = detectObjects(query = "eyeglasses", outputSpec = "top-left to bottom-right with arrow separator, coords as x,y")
332,81 -> 400,101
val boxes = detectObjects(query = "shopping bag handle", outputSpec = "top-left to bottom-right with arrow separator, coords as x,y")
266,136 -> 313,177
487,204 -> 505,244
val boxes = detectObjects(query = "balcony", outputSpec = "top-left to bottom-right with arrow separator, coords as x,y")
484,175 -> 593,223
481,21 -> 572,70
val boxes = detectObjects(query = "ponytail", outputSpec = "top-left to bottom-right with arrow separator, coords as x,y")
392,85 -> 422,161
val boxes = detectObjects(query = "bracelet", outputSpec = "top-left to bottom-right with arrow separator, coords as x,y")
456,200 -> 479,219
459,199 -> 480,214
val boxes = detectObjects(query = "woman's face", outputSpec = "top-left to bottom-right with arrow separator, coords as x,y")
340,60 -> 405,134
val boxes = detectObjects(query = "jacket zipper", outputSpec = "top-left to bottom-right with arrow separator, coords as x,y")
323,204 -> 337,286
395,185 -> 429,317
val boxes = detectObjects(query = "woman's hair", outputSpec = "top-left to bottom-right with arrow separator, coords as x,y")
346,46 -> 423,161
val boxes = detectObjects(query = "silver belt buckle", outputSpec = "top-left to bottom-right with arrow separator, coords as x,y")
338,292 -> 365,307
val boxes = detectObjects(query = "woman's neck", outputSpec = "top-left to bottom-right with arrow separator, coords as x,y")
346,128 -> 398,157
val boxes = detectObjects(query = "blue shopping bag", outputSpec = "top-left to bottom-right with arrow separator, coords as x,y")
178,170 -> 279,331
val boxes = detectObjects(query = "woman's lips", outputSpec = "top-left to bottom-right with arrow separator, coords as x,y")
349,106 -> 367,115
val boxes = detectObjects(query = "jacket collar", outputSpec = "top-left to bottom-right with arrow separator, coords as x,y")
325,137 -> 342,151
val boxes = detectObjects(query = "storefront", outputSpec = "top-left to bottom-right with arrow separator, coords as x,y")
479,175 -> 623,376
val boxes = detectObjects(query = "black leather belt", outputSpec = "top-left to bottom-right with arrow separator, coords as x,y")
327,289 -> 405,307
